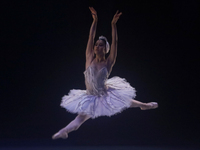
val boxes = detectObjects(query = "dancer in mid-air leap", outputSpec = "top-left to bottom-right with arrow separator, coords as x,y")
52,7 -> 158,139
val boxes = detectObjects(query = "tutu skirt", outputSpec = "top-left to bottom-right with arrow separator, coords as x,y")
61,76 -> 136,118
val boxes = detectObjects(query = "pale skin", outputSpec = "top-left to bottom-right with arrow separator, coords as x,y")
52,7 -> 158,139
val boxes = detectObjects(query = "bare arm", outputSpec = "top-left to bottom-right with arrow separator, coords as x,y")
107,11 -> 122,72
85,7 -> 98,69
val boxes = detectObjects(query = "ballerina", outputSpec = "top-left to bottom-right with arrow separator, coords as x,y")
52,7 -> 158,139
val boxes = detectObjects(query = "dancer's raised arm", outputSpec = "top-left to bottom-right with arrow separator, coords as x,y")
86,7 -> 98,69
107,11 -> 122,72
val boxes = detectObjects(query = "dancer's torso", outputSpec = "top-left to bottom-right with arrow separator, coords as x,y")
84,63 -> 108,96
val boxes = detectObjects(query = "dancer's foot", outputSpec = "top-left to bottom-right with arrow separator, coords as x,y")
140,102 -> 158,110
52,128 -> 68,139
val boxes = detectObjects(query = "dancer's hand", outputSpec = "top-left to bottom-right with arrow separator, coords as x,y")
89,7 -> 97,21
111,10 -> 122,25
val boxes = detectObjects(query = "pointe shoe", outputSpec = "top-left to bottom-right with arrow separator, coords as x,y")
52,130 -> 68,139
141,102 -> 158,110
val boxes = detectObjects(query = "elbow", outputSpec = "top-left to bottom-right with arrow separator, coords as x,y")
88,34 -> 95,41
112,37 -> 118,44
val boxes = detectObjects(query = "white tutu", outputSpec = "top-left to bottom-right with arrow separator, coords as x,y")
61,66 -> 136,118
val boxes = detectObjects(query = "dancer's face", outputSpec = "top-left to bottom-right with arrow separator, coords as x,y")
94,40 -> 106,55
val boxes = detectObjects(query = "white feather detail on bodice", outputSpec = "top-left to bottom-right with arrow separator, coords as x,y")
84,65 -> 109,96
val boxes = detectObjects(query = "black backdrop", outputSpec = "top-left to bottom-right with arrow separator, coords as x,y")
1,0 -> 199,148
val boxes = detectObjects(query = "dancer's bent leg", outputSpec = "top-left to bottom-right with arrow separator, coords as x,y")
130,99 -> 158,110
52,114 -> 90,139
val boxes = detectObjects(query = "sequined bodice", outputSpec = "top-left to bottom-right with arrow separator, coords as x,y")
84,65 -> 108,96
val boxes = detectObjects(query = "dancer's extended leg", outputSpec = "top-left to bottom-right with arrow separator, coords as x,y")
52,114 -> 90,139
130,99 -> 158,110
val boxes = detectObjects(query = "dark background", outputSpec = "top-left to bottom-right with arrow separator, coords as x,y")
1,0 -> 199,148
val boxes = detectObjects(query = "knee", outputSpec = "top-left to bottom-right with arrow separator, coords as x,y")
76,114 -> 90,122
73,125 -> 80,131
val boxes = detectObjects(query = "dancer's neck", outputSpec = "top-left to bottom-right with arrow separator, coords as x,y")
95,56 -> 105,62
